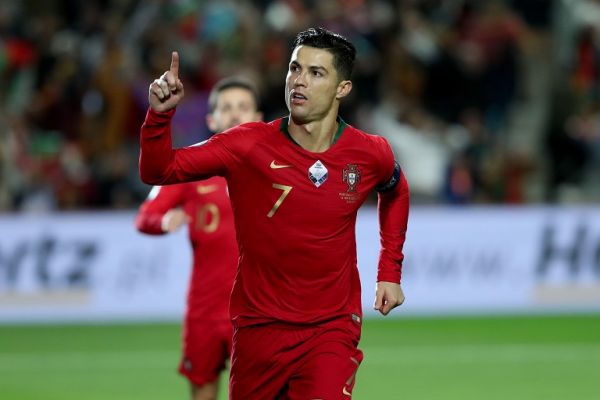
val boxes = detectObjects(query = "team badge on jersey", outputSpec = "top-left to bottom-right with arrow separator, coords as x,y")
342,164 -> 362,193
308,160 -> 328,187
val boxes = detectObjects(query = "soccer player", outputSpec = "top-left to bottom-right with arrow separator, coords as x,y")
140,27 -> 410,399
135,77 -> 262,400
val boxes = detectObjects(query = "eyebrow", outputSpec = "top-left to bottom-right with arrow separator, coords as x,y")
290,60 -> 329,73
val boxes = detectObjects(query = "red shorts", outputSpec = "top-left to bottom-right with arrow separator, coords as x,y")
229,315 -> 363,399
178,318 -> 233,387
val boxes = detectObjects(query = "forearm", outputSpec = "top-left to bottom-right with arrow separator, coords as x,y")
140,107 -> 230,185
139,108 -> 178,185
135,209 -> 166,235
377,171 -> 410,283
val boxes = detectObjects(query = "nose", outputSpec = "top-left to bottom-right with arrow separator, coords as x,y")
294,71 -> 307,87
230,111 -> 241,125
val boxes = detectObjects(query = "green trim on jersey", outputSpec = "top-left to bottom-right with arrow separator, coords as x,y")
280,116 -> 347,147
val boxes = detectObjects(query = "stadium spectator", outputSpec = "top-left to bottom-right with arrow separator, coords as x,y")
2,0 -> 598,208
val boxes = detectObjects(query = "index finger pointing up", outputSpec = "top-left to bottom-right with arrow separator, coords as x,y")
170,51 -> 179,77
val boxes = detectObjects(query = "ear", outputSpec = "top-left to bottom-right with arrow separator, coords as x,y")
336,80 -> 352,99
206,114 -> 218,132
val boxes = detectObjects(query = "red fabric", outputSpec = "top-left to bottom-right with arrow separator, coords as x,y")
178,318 -> 232,386
5,39 -> 36,68
229,317 -> 363,399
377,170 -> 410,283
140,108 -> 409,327
135,177 -> 238,320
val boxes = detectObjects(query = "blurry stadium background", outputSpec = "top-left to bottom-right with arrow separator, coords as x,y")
1,0 -> 599,399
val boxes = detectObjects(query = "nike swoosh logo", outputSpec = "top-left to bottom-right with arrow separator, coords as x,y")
342,386 -> 352,396
197,184 -> 218,194
270,160 -> 293,169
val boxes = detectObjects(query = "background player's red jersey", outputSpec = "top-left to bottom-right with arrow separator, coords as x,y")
135,177 -> 238,320
141,109 -> 409,327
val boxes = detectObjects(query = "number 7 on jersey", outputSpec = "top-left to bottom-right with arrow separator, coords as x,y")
268,183 -> 292,218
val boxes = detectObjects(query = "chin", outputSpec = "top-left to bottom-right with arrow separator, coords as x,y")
290,114 -> 309,125
290,109 -> 310,124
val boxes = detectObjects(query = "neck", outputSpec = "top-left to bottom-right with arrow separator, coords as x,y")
288,111 -> 339,153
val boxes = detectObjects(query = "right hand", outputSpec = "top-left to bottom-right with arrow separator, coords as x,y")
161,209 -> 190,232
148,51 -> 185,112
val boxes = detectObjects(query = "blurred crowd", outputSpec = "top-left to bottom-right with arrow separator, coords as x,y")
0,0 -> 598,212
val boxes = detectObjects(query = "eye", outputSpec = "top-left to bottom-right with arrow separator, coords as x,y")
290,64 -> 300,72
312,70 -> 323,77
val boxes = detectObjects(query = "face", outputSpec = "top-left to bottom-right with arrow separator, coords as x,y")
285,45 -> 351,124
207,87 -> 262,133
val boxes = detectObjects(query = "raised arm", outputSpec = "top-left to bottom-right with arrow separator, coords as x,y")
139,52 -> 230,185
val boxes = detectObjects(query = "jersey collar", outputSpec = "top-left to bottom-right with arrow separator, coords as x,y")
279,116 -> 347,147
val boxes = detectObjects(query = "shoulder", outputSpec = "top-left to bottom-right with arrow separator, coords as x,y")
238,120 -> 273,131
342,123 -> 396,178
192,121 -> 274,154
343,123 -> 394,154
188,120 -> 281,165
211,120 -> 278,143
232,120 -> 280,134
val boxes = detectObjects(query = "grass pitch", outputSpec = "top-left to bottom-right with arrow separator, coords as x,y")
0,314 -> 598,400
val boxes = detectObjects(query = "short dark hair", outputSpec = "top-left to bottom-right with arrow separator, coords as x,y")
208,77 -> 260,113
292,27 -> 356,81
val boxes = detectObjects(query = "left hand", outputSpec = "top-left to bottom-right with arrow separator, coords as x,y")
373,282 -> 405,316
161,209 -> 190,232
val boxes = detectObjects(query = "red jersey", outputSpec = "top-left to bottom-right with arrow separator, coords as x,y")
135,177 -> 238,321
140,109 -> 409,327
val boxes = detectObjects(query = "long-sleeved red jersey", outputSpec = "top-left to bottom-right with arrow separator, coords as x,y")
135,177 -> 238,321
140,108 -> 409,327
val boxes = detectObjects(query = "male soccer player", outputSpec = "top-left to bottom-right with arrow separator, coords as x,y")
135,77 -> 262,400
140,27 -> 410,399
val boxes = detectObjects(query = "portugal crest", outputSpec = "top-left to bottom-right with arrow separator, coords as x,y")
343,164 -> 361,193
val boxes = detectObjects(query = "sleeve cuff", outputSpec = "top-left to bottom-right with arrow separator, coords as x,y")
377,270 -> 401,284
146,107 -> 176,125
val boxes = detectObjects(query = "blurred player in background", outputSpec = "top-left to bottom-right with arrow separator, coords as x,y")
140,27 -> 409,399
135,77 -> 262,400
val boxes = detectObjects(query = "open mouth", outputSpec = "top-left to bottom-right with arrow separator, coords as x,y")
291,91 -> 307,104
